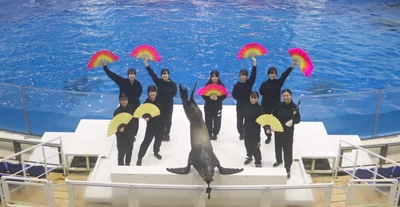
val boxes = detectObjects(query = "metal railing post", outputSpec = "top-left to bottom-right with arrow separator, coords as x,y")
372,89 -> 382,139
67,182 -> 76,207
379,145 -> 388,166
20,85 -> 31,135
12,140 -> 22,163
193,188 -> 205,207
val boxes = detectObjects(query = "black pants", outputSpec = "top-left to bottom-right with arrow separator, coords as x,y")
205,109 -> 222,137
163,104 -> 173,135
116,136 -> 134,166
235,105 -> 244,135
131,118 -> 139,136
244,136 -> 261,164
262,108 -> 273,138
138,124 -> 163,159
275,133 -> 293,173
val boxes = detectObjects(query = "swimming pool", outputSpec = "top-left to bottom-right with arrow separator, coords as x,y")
0,0 -> 399,138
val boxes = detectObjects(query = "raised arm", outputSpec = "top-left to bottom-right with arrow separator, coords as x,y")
143,56 -> 160,85
248,56 -> 257,86
279,59 -> 298,84
103,65 -> 125,86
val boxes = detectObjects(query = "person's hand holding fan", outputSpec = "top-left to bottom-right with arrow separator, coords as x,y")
285,100 -> 301,127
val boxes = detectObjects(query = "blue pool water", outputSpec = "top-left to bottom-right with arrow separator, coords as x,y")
0,0 -> 400,137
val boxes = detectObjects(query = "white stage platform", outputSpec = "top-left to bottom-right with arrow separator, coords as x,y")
29,105 -> 373,206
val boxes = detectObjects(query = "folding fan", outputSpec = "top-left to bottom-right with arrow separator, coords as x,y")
255,114 -> 284,132
108,112 -> 133,137
87,50 -> 119,70
237,42 -> 268,59
133,103 -> 160,118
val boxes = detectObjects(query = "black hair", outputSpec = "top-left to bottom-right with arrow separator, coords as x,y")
206,70 -> 224,85
161,68 -> 170,76
210,70 -> 220,77
147,85 -> 157,94
250,91 -> 259,98
282,88 -> 292,95
119,93 -> 128,100
239,69 -> 248,76
268,67 -> 277,75
127,68 -> 136,76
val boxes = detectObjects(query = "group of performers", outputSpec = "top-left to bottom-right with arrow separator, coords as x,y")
107,55 -> 301,179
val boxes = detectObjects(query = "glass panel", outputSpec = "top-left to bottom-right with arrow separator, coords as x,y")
24,87 -> 117,135
297,90 -> 380,139
376,88 -> 400,137
347,184 -> 392,206
0,83 -> 26,133
270,188 -> 330,207
7,182 -> 47,206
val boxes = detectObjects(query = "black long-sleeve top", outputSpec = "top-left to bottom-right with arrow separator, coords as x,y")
113,104 -> 135,139
202,80 -> 227,112
273,100 -> 300,138
103,66 -> 142,108
232,65 -> 257,107
143,96 -> 166,127
259,67 -> 294,114
242,102 -> 264,139
145,66 -> 177,106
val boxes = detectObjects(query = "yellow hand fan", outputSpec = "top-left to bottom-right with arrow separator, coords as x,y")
108,112 -> 133,137
133,103 -> 160,118
255,114 -> 284,132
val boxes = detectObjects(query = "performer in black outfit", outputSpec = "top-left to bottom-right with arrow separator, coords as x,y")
103,64 -> 142,139
232,55 -> 257,140
136,85 -> 166,166
202,70 -> 226,140
143,57 -> 177,142
272,88 -> 300,179
113,93 -> 135,166
242,91 -> 264,167
259,60 -> 297,144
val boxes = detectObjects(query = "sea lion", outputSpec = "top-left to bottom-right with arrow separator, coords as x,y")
166,83 -> 244,199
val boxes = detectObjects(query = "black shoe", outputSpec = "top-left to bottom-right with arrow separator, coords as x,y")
265,138 -> 271,144
287,173 -> 291,179
244,157 -> 253,165
273,162 -> 282,167
136,159 -> 142,166
239,134 -> 244,140
162,134 -> 170,142
154,153 -> 162,160
211,134 -> 217,140
255,163 -> 262,168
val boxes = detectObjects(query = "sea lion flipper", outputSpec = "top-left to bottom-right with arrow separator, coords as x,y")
166,165 -> 191,174
217,165 -> 244,175
179,84 -> 189,104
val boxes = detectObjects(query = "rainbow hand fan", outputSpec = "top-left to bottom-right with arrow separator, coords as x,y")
237,42 -> 268,59
130,44 -> 161,62
196,84 -> 230,97
288,48 -> 314,77
87,50 -> 119,70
